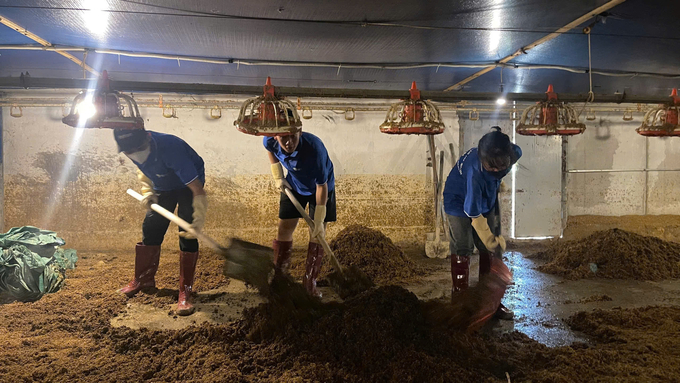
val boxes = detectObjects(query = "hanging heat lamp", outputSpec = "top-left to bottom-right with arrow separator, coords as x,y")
62,70 -> 144,130
516,85 -> 586,136
234,77 -> 302,136
636,89 -> 680,137
380,81 -> 445,135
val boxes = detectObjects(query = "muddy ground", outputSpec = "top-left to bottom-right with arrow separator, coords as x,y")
532,228 -> 680,280
1,239 -> 679,382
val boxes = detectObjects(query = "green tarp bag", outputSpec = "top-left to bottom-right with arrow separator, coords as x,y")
0,226 -> 77,302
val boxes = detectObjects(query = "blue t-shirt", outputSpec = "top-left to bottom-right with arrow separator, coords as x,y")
133,131 -> 205,192
264,132 -> 335,196
443,146 -> 522,217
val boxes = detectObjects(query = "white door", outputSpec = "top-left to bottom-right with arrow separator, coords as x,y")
513,135 -> 562,238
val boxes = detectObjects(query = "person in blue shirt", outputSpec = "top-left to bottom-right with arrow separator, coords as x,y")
264,131 -> 336,297
443,127 -> 521,320
114,128 -> 207,316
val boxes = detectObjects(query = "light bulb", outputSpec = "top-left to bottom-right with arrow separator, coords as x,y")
77,100 -> 97,120
496,97 -> 507,106
83,0 -> 109,37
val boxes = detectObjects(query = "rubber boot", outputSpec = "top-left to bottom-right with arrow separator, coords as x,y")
118,242 -> 161,297
479,249 -> 514,320
303,242 -> 324,298
177,251 -> 199,316
479,250 -> 492,277
273,239 -> 293,272
451,254 -> 470,294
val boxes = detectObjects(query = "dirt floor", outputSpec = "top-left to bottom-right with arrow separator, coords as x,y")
1,229 -> 680,382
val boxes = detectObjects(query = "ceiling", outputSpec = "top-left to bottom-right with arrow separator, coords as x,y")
0,0 -> 679,96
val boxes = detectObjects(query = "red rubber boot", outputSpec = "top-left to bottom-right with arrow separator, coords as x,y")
273,239 -> 293,272
177,251 -> 199,316
451,254 -> 470,293
303,243 -> 324,298
118,242 -> 161,297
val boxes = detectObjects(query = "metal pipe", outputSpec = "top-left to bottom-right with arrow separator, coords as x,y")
567,168 -> 680,173
0,15 -> 99,76
560,136 -> 568,237
0,77 -> 673,104
0,99 -> 658,116
444,0 -> 627,91
643,136 -> 649,215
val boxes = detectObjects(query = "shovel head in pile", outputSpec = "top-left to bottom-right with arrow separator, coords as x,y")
220,239 -> 274,294
327,265 -> 375,300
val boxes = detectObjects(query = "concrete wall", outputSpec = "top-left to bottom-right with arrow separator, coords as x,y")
2,99 -> 459,250
4,99 -> 679,247
566,111 -> 680,216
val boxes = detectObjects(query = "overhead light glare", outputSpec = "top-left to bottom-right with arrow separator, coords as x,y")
76,95 -> 97,125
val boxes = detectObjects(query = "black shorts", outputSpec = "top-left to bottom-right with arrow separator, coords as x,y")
279,188 -> 337,221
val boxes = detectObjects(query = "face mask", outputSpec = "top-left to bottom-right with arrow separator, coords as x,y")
488,171 -> 506,179
125,146 -> 151,164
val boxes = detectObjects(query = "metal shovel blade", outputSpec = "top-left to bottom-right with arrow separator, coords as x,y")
425,233 -> 449,259
220,238 -> 274,294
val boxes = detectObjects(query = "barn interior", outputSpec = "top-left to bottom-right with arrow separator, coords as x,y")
1,1 -> 680,382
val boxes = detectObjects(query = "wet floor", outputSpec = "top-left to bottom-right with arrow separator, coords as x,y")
478,250 -> 680,346
402,245 -> 680,347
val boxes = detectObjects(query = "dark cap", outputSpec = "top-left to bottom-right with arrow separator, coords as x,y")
478,127 -> 516,170
113,128 -> 149,152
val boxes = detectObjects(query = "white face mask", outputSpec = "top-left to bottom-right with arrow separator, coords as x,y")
125,146 -> 151,164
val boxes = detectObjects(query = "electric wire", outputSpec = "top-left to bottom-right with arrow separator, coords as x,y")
2,44 -> 679,80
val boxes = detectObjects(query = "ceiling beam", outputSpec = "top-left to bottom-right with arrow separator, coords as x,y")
0,76 -> 669,104
0,14 -> 99,76
443,0 -> 627,92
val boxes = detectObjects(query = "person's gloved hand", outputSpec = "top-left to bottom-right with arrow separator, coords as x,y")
179,194 -> 207,239
311,205 -> 326,240
471,216 -> 506,252
137,169 -> 157,209
271,162 -> 291,191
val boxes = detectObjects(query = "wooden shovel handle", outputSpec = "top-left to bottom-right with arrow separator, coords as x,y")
283,188 -> 344,274
126,189 -> 225,251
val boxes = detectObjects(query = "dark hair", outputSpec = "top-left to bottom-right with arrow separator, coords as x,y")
478,126 -> 516,170
113,128 -> 149,152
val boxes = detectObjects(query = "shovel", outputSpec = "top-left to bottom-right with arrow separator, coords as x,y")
425,195 -> 512,332
425,149 -> 448,259
126,189 -> 274,293
425,249 -> 512,333
283,187 -> 374,299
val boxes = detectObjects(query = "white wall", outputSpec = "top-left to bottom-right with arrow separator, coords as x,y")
567,110 -> 680,216
1,96 -> 460,250
2,101 -> 459,178
3,96 -> 679,247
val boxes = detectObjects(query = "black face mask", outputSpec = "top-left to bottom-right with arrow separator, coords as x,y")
486,169 -> 508,179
